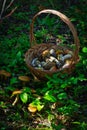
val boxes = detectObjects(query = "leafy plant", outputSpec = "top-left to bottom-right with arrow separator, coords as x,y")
29,98 -> 44,111
11,87 -> 32,105
43,90 -> 57,102
20,92 -> 28,103
72,121 -> 87,130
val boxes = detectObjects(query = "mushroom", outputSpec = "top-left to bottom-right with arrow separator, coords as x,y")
31,58 -> 41,67
49,49 -> 56,57
56,49 -> 63,55
0,70 -> 11,81
18,76 -> 30,86
60,54 -> 72,62
28,104 -> 37,113
61,60 -> 72,70
41,49 -> 50,59
32,74 -> 40,82
49,56 -> 62,68
42,60 -> 55,70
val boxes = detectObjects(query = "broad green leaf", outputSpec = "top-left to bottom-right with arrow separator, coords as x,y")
20,92 -> 28,103
36,104 -> 44,111
82,47 -> 87,53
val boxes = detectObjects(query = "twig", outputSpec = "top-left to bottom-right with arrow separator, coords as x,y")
0,0 -> 7,18
1,6 -> 17,20
6,0 -> 15,10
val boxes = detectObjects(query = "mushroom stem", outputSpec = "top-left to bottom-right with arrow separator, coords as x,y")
12,95 -> 19,106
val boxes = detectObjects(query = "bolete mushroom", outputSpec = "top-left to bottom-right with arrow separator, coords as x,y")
18,76 -> 30,86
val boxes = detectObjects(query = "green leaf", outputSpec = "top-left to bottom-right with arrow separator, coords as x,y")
82,47 -> 87,53
83,59 -> 87,65
36,104 -> 44,111
23,87 -> 31,93
20,92 -> 28,103
70,77 -> 78,84
16,51 -> 22,62
48,114 -> 55,121
61,83 -> 67,88
6,86 -> 16,91
44,91 -> 57,102
30,99 -> 44,111
16,51 -> 21,59
72,121 -> 80,125
70,18 -> 76,22
57,92 -> 68,100
78,74 -> 87,81
10,77 -> 18,85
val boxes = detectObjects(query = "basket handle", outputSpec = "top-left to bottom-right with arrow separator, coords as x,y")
30,9 -> 80,61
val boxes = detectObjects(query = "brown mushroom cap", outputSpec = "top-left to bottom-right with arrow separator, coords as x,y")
0,70 -> 11,77
28,104 -> 37,113
18,76 -> 30,82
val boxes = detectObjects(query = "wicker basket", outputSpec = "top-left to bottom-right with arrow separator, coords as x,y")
25,9 -> 80,80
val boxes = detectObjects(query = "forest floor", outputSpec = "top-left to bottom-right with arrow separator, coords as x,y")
0,1 -> 87,130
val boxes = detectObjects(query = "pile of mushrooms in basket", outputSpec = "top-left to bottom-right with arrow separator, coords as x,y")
31,47 -> 73,72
